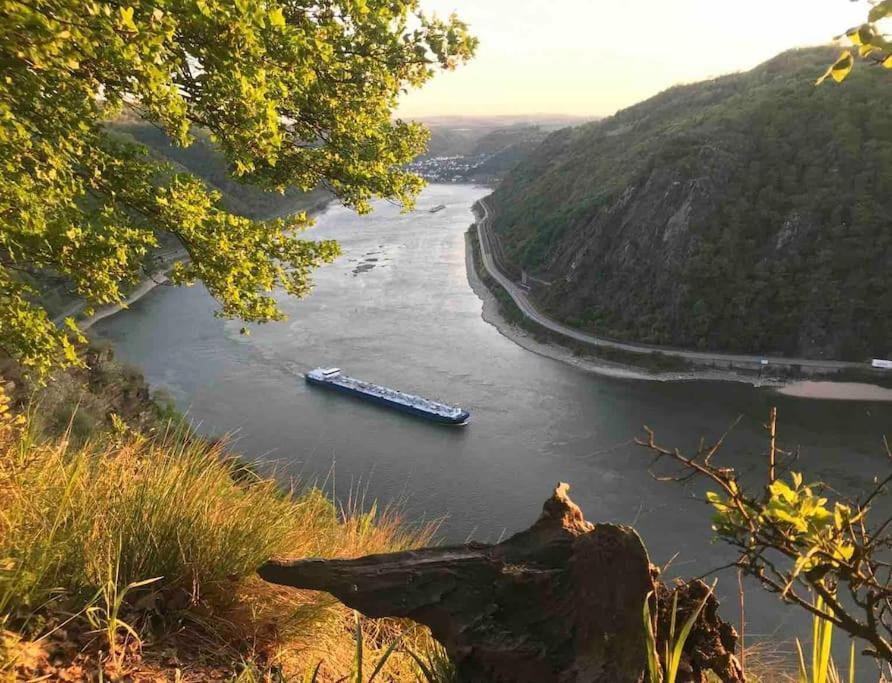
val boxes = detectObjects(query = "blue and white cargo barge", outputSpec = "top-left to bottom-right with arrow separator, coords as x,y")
306,368 -> 470,425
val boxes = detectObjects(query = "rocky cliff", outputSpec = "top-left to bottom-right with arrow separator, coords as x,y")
488,48 -> 892,360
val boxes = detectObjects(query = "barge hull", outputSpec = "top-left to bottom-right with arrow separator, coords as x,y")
306,375 -> 470,425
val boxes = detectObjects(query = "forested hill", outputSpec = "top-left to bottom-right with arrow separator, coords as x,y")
108,118 -> 331,221
488,47 -> 892,361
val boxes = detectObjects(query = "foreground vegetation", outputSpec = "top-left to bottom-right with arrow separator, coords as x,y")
639,409 -> 892,681
0,389 -> 447,681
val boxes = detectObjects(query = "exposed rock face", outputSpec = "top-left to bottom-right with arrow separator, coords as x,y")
259,484 -> 743,683
487,47 -> 892,359
2,344 -> 159,438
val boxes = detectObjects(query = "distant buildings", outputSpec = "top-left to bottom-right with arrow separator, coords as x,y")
405,154 -> 489,183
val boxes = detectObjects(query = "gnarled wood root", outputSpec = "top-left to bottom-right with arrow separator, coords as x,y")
259,483 -> 743,683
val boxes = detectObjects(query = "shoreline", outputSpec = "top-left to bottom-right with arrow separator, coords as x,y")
50,247 -> 190,331
80,269 -> 176,331
463,230 -> 892,400
70,186 -> 892,402
72,196 -> 336,331
463,232 -> 770,385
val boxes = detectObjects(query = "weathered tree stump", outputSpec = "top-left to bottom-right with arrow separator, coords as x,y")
259,483 -> 743,683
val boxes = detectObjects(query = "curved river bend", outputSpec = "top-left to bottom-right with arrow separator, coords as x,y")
95,184 -> 892,667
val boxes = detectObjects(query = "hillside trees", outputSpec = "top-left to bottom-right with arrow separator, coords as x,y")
489,49 -> 892,359
0,0 -> 476,376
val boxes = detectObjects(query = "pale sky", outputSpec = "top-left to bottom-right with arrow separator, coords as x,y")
397,0 -> 867,118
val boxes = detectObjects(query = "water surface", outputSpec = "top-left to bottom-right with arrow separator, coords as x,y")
95,184 -> 892,670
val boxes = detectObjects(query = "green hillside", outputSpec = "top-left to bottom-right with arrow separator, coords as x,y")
463,126 -> 549,182
488,47 -> 892,360
30,121 -> 333,321
109,120 -> 332,221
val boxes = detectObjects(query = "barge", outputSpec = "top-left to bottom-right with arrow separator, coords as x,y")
306,368 -> 470,425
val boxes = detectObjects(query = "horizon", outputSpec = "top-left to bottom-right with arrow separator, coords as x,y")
398,0 -> 867,119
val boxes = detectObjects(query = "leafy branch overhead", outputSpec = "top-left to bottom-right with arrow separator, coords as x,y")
0,0 -> 477,376
819,0 -> 892,83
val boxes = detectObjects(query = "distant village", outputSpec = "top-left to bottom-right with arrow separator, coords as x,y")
405,154 -> 489,182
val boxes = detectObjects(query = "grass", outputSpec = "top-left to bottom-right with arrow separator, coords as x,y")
0,391 -> 446,681
643,582 -> 714,683
794,595 -> 856,683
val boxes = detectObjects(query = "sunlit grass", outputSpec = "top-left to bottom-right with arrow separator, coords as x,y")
795,595 -> 856,683
0,401 -> 442,680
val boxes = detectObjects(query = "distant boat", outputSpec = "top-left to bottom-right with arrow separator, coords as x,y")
306,368 -> 470,425
429,204 -> 446,213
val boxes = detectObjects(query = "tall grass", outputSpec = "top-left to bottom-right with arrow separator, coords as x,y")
0,400 -> 440,679
795,595 -> 856,683
297,611 -> 454,683
643,582 -> 715,683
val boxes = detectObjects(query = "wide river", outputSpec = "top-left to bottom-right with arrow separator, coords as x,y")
95,184 -> 892,671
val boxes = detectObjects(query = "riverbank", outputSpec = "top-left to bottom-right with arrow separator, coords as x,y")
775,381 -> 892,401
55,193 -> 335,331
464,227 -> 892,400
46,247 -> 187,331
463,230 -> 764,385
80,270 -> 176,330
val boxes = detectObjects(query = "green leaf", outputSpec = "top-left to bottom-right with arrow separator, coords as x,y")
353,611 -> 362,683
367,638 -> 402,682
302,661 -> 322,683
816,51 -> 854,85
666,582 -> 716,683
403,646 -> 437,683
795,639 -> 809,683
118,6 -> 136,31
845,25 -> 873,47
642,591 -> 662,683
269,7 -> 286,28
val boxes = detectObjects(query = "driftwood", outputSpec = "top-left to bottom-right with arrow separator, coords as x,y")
259,483 -> 743,683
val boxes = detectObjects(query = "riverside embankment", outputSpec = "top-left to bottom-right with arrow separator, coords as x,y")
471,196 -> 892,394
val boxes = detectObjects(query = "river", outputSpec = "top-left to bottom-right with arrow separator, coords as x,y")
94,183 -> 892,674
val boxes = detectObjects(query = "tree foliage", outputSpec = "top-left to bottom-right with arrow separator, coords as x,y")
819,0 -> 892,84
0,0 -> 476,376
638,414 -> 892,673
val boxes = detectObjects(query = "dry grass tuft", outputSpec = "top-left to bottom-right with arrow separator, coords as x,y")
0,392 -> 442,681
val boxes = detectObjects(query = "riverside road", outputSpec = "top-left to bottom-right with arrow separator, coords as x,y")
473,196 -> 866,375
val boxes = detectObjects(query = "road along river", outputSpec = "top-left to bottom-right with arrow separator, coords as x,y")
94,184 -> 892,674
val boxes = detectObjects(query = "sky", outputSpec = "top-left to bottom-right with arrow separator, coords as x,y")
397,0 -> 868,118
